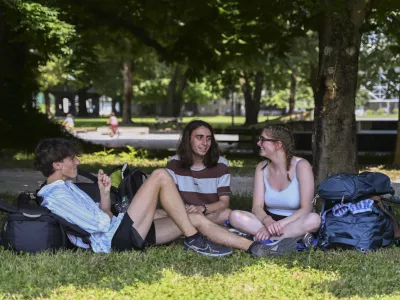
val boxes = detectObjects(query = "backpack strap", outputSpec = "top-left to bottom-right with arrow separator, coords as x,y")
376,200 -> 400,239
77,169 -> 98,183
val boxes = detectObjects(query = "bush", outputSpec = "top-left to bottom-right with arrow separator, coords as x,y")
393,108 -> 398,115
365,109 -> 375,116
376,108 -> 387,115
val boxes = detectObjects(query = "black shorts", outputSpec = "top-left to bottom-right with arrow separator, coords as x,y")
266,211 -> 286,221
111,213 -> 156,251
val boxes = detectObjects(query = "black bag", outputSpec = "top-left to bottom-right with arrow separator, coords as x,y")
75,169 -> 121,215
108,163 -> 147,205
317,172 -> 394,207
0,201 -> 90,254
316,171 -> 400,251
318,202 -> 396,251
76,164 -> 147,214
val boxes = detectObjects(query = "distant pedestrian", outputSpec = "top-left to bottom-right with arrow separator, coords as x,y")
61,113 -> 74,131
107,112 -> 119,137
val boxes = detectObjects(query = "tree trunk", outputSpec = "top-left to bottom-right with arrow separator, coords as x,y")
173,71 -> 187,117
166,67 -> 179,117
77,87 -> 89,116
312,0 -> 371,184
121,60 -> 133,124
167,66 -> 187,117
44,90 -> 51,118
393,94 -> 400,166
288,71 -> 296,114
241,71 -> 264,125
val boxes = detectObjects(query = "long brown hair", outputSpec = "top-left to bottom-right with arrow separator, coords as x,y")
177,120 -> 220,169
262,125 -> 295,181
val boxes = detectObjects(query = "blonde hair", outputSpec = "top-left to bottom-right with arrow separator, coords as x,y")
262,125 -> 295,181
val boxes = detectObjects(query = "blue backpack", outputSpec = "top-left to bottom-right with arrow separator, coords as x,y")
316,172 -> 394,205
316,172 -> 400,251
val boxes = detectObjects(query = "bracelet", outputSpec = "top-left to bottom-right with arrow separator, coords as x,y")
201,204 -> 208,215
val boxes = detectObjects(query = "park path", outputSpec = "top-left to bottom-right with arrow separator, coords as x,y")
0,169 -> 255,195
1,168 -> 400,196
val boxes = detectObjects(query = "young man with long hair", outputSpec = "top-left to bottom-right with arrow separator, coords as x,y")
162,120 -> 232,225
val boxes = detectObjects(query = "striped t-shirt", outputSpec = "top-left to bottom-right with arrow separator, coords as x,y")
166,155 -> 231,205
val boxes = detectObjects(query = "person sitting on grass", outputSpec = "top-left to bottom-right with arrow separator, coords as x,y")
34,138 -> 297,257
229,125 -> 321,250
156,120 -> 231,225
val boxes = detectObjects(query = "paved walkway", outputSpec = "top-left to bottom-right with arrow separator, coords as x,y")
0,169 -> 255,195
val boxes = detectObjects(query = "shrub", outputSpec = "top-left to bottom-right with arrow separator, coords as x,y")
365,109 -> 375,116
376,108 -> 387,115
393,108 -> 398,115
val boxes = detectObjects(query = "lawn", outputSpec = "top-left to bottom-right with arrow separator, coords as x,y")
64,116 -> 278,129
0,190 -> 400,299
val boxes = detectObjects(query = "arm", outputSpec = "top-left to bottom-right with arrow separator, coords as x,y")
42,186 -> 111,233
252,162 -> 273,225
277,159 -> 315,228
97,169 -> 113,219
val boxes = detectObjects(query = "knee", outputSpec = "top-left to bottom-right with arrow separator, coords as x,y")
304,213 -> 321,233
229,210 -> 246,227
220,208 -> 232,220
151,168 -> 173,185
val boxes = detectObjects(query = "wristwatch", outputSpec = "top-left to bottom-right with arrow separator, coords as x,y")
201,204 -> 208,215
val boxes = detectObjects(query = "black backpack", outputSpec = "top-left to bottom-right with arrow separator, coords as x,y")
76,164 -> 147,214
0,200 -> 90,254
316,172 -> 400,251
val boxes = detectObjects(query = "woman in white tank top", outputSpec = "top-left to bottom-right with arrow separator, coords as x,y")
229,125 -> 321,245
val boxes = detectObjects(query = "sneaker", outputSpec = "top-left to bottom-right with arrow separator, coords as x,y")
184,233 -> 233,257
297,233 -> 317,251
228,228 -> 253,240
248,238 -> 297,257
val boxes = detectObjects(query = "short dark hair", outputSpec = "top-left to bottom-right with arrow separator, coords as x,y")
177,120 -> 220,169
34,138 -> 81,177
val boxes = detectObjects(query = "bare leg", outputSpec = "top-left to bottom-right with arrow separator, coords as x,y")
229,210 -> 264,235
126,169 -> 197,239
269,213 -> 321,240
206,208 -> 232,225
154,209 -> 168,220
153,212 -> 252,250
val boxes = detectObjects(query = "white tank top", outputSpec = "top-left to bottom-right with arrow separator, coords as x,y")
263,158 -> 302,216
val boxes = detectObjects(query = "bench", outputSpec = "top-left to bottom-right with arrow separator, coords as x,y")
96,126 -> 149,135
153,117 -> 183,130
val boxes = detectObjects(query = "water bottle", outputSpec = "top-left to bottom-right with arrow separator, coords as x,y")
115,196 -> 130,213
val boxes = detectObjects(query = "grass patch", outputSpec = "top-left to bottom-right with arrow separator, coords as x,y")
0,241 -> 399,298
0,192 -> 400,298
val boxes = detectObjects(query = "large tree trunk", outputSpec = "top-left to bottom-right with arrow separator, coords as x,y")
166,66 -> 187,117
121,59 -> 133,124
241,71 -> 264,125
288,71 -> 296,114
393,96 -> 400,166
77,87 -> 89,116
312,0 -> 371,184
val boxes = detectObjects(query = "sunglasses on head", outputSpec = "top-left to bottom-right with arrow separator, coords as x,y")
258,136 -> 280,143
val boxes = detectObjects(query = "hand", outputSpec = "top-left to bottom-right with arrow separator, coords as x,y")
254,227 -> 271,241
98,169 -> 111,194
186,205 -> 204,214
267,221 -> 284,237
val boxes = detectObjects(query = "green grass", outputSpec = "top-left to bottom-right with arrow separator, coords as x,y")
0,190 -> 400,299
64,116 -> 278,129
